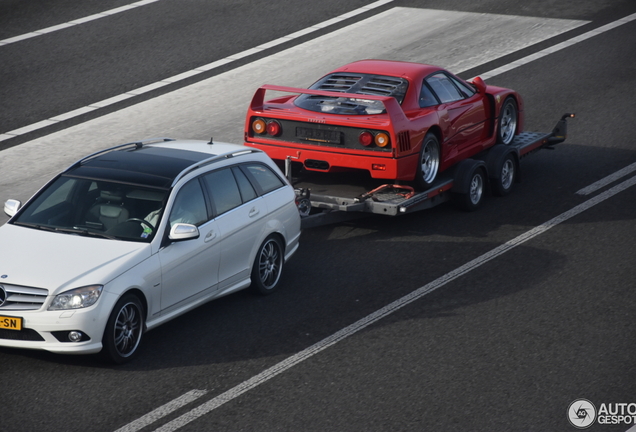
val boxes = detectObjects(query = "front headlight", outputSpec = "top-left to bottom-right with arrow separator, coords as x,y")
48,285 -> 103,310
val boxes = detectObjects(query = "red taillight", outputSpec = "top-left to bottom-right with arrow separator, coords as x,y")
266,120 -> 282,136
359,131 -> 373,146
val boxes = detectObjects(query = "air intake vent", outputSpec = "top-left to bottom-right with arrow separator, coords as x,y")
360,77 -> 406,97
398,131 -> 411,152
318,75 -> 363,92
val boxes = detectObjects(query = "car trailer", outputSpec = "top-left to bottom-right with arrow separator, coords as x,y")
286,114 -> 575,229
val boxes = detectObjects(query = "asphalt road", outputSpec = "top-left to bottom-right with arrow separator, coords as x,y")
1,1 -> 635,431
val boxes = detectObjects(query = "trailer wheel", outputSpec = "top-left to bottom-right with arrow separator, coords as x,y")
415,132 -> 440,189
497,97 -> 518,145
492,153 -> 516,196
453,162 -> 486,212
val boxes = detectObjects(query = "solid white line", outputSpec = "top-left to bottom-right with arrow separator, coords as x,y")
0,0 -> 163,46
114,389 -> 207,432
576,161 -> 636,195
150,176 -> 636,432
478,12 -> 636,80
0,0 -> 394,143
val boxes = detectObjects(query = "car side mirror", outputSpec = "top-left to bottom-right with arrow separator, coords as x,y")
168,223 -> 200,241
4,199 -> 21,217
471,76 -> 487,94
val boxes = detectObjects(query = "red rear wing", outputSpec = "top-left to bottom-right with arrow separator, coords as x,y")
250,84 -> 409,127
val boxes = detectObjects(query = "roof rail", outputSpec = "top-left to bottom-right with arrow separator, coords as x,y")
171,148 -> 262,186
65,138 -> 176,171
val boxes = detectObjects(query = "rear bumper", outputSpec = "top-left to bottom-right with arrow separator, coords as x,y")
245,141 -> 419,181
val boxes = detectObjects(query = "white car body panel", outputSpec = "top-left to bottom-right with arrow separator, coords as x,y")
0,224 -> 150,293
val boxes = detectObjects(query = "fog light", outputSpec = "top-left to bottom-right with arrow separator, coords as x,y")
68,331 -> 83,342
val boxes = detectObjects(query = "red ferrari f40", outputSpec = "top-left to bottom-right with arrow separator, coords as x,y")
244,60 -> 523,189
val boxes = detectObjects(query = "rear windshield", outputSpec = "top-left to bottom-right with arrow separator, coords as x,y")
294,73 -> 408,115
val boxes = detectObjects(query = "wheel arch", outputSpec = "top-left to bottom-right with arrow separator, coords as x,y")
425,125 -> 443,146
118,288 -> 149,323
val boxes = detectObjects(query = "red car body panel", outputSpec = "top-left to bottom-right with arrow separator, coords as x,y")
244,60 -> 524,182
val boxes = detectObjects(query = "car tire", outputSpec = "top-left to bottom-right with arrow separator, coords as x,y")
497,97 -> 518,145
415,132 -> 440,190
99,294 -> 144,364
251,235 -> 284,295
453,162 -> 486,212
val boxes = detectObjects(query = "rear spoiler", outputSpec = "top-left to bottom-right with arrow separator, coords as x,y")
249,84 -> 409,126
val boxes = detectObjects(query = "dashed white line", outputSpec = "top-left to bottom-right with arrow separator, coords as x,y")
141,176 -> 636,431
0,0 -> 394,143
113,389 -> 207,432
576,161 -> 636,195
0,0 -> 163,46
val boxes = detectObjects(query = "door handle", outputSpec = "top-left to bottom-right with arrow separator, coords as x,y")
204,230 -> 216,243
249,207 -> 260,217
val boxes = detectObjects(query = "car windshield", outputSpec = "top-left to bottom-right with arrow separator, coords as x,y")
12,175 -> 168,242
294,73 -> 408,115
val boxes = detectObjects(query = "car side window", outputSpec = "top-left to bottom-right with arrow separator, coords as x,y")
419,83 -> 439,108
231,166 -> 257,203
243,163 -> 285,194
168,179 -> 208,228
202,168 -> 243,216
450,76 -> 475,98
426,73 -> 464,104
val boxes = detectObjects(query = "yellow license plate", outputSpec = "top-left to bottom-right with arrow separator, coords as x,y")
0,315 -> 23,331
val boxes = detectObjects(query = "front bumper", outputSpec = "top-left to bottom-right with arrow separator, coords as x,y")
0,292 -> 117,355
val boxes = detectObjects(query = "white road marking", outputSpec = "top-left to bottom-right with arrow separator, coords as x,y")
146,176 -> 636,432
113,389 -> 207,432
0,0 -> 163,46
479,12 -> 636,80
0,0 -> 395,142
576,161 -> 636,195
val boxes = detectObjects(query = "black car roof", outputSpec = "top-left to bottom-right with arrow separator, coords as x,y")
65,146 -> 210,189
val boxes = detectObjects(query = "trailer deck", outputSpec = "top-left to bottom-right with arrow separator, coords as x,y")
288,114 -> 574,229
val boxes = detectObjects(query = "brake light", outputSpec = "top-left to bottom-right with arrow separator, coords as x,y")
266,120 -> 282,136
359,131 -> 373,146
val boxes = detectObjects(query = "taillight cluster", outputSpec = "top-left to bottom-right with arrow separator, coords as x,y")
359,131 -> 390,148
252,119 -> 282,137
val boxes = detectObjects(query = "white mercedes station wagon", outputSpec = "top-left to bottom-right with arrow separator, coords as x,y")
0,138 -> 301,363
